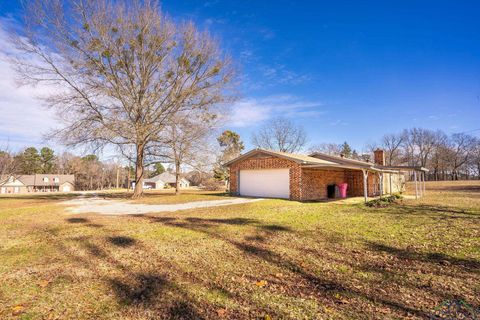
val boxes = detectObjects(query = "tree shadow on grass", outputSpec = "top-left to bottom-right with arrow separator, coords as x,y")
366,241 -> 480,271
137,214 -> 436,318
52,224 -> 210,318
109,272 -> 167,305
66,217 -> 89,223
428,185 -> 480,193
65,217 -> 104,228
383,203 -> 479,219
107,236 -> 136,247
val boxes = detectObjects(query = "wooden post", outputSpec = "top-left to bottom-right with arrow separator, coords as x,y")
389,173 -> 393,194
414,171 -> 418,200
379,173 -> 384,197
418,172 -> 421,198
362,169 -> 368,203
116,164 -> 120,189
423,172 -> 426,196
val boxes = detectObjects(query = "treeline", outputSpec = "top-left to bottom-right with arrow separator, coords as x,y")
1,146 -> 216,190
2,147 -> 131,190
371,128 -> 480,180
311,128 -> 480,180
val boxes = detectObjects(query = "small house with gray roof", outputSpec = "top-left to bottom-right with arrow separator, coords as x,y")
132,172 -> 190,190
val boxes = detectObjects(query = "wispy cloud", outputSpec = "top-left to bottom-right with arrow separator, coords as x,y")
329,119 -> 349,126
228,95 -> 323,127
258,28 -> 275,40
258,63 -> 311,86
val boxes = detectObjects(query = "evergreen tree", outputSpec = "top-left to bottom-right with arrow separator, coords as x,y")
340,142 -> 353,158
352,150 -> 359,160
40,147 -> 56,173
17,147 -> 41,174
152,163 -> 166,176
214,130 -> 244,181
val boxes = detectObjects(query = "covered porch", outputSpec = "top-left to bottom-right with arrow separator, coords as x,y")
301,164 -> 427,203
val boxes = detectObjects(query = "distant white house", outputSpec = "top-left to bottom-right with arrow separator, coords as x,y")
132,172 -> 190,190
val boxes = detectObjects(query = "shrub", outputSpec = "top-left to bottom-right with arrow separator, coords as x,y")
201,179 -> 226,191
366,194 -> 403,208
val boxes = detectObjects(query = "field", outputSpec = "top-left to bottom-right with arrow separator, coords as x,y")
0,181 -> 479,319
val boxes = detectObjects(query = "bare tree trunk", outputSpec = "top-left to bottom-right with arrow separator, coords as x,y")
133,145 -> 145,198
175,159 -> 180,195
116,165 -> 119,189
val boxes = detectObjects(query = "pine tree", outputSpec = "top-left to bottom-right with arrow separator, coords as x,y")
214,130 -> 244,181
152,163 -> 166,176
340,142 -> 353,158
17,147 -> 41,174
40,147 -> 56,173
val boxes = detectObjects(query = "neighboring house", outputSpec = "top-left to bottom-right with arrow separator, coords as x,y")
225,148 -> 428,202
132,172 -> 190,190
0,174 -> 75,194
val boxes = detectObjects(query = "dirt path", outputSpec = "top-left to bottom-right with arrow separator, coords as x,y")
62,195 -> 263,215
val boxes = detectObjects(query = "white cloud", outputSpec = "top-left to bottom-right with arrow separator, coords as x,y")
0,17 -> 59,148
228,95 -> 323,127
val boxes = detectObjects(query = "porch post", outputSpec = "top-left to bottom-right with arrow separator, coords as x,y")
379,173 -> 384,197
423,172 -> 426,196
362,169 -> 368,203
389,173 -> 393,194
420,172 -> 424,197
414,171 -> 418,200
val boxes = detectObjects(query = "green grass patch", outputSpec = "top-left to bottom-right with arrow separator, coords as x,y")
0,182 -> 479,319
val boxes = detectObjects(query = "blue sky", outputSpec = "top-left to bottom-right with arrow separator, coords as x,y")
0,0 -> 479,154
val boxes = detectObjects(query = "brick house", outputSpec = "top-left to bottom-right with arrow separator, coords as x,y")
226,148 -> 428,201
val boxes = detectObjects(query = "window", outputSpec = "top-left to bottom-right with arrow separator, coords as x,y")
53,177 -> 59,183
43,177 -> 49,183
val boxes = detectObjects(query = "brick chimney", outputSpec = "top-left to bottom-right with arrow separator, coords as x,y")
374,149 -> 385,166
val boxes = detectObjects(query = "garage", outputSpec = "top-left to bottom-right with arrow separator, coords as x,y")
239,169 -> 290,199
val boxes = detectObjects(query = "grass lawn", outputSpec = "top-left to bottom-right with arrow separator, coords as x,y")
0,181 -> 479,319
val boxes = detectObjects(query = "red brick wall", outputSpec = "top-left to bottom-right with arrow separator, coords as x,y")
301,169 -> 346,200
367,173 -> 380,196
374,149 -> 385,166
229,157 -> 302,200
229,155 -> 379,200
345,170 -> 364,196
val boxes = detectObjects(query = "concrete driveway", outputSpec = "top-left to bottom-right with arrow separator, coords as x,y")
62,196 -> 263,215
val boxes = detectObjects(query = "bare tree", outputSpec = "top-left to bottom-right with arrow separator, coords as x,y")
252,117 -> 306,153
380,131 -> 406,166
429,132 -> 450,180
156,111 -> 217,194
471,138 -> 480,180
10,0 -> 234,197
449,133 -> 476,180
402,128 -> 438,170
0,149 -> 19,186
308,143 -> 342,156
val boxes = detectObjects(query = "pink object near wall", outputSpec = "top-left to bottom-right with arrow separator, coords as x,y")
338,183 -> 348,198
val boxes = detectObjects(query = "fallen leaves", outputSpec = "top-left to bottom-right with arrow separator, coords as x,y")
39,279 -> 50,288
216,308 -> 227,317
11,305 -> 25,315
255,280 -> 268,288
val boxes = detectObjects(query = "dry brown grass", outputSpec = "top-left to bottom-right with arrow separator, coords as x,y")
0,181 -> 479,319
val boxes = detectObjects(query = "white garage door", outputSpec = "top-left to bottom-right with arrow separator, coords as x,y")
239,169 -> 290,199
